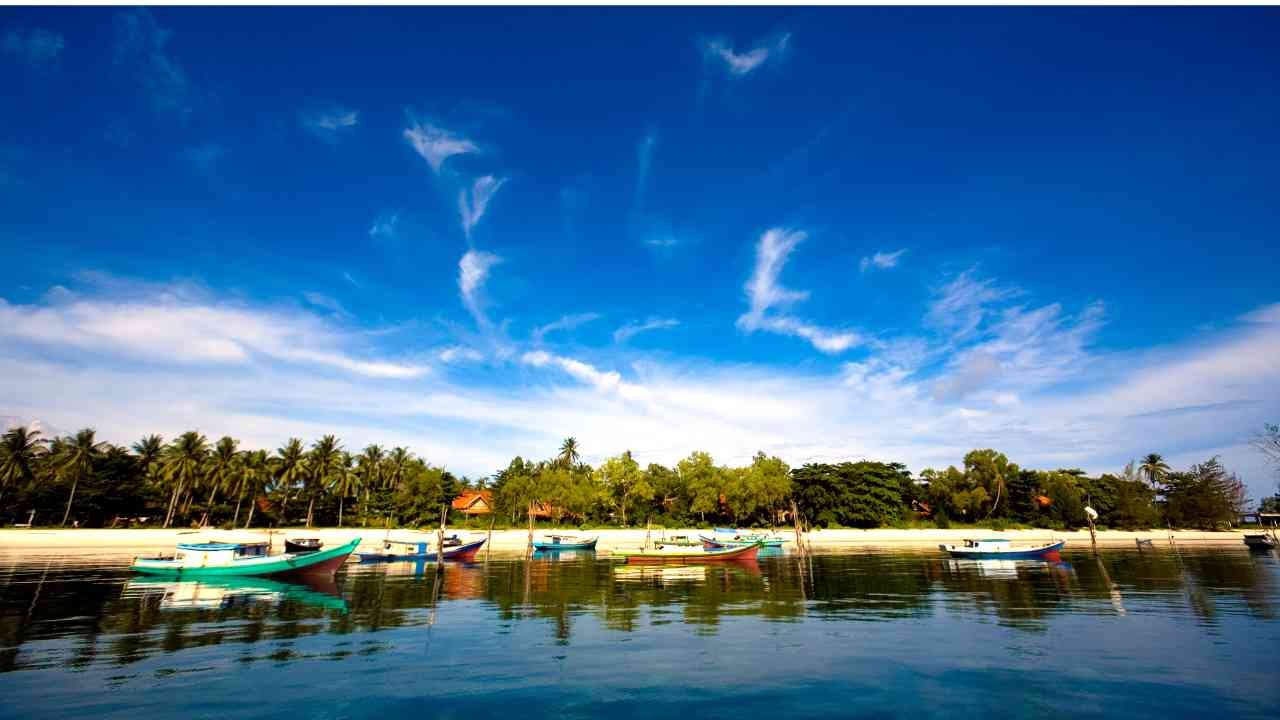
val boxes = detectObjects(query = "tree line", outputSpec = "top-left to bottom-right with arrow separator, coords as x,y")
1,425 -> 1276,530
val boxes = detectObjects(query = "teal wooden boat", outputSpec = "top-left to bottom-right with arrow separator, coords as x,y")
130,538 -> 360,578
700,533 -> 785,549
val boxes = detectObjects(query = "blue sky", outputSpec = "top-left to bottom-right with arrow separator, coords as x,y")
2,7 -> 1278,497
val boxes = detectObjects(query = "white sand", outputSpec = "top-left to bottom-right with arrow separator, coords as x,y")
0,526 -> 1250,553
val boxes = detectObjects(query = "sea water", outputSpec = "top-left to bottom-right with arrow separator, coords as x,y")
1,546 -> 1277,719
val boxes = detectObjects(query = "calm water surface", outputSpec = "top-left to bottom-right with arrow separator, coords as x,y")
1,546 -> 1278,719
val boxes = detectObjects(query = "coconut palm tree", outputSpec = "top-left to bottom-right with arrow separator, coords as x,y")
334,451 -> 359,527
239,449 -> 271,528
200,436 -> 240,526
306,435 -> 343,527
0,425 -> 46,508
161,432 -> 210,528
356,444 -> 385,526
274,438 -> 308,526
1140,453 -> 1171,488
558,436 -> 580,468
131,435 -> 165,501
55,429 -> 109,527
385,447 -> 411,490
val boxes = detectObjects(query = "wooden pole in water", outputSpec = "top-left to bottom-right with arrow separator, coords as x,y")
790,498 -> 807,557
436,504 -> 448,574
485,513 -> 495,564
526,500 -> 535,558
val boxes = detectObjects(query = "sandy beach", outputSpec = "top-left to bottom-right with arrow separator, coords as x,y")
0,526 -> 1250,553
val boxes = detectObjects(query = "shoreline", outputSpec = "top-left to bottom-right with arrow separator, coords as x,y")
0,526 -> 1251,551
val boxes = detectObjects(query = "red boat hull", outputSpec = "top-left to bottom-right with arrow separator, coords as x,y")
275,549 -> 355,578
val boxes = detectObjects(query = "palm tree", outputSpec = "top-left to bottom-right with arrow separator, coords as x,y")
161,432 -> 210,528
356,444 -> 385,526
306,435 -> 343,527
239,449 -> 271,528
274,438 -> 308,525
55,429 -> 109,527
1140,453 -> 1170,488
200,436 -> 240,526
0,425 -> 46,508
558,436 -> 581,468
131,435 -> 164,501
334,451 -> 359,527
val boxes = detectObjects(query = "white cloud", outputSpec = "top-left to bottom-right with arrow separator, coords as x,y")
925,269 -> 1021,342
302,291 -> 349,318
303,108 -> 359,139
404,121 -> 478,173
3,27 -> 64,66
706,33 -> 790,76
532,313 -> 601,343
458,249 -> 502,328
644,236 -> 679,248
0,280 -> 426,380
614,317 -> 680,344
459,175 -> 507,239
860,248 -> 907,273
437,346 -> 484,364
736,227 -> 865,354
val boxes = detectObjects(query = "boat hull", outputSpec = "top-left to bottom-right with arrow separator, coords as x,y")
1244,534 -> 1277,550
356,538 -> 486,563
615,542 -> 762,564
130,539 -> 360,578
532,538 -> 598,551
940,540 -> 1066,559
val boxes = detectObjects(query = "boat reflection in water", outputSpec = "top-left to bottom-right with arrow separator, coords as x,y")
613,564 -> 708,586
120,574 -> 349,613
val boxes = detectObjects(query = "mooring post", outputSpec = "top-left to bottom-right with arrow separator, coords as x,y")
526,501 -> 535,558
790,498 -> 807,557
485,514 -> 495,564
436,504 -> 448,575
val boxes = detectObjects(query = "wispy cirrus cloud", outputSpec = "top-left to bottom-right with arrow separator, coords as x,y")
736,228 -> 865,354
404,121 -> 478,173
458,249 -> 502,329
860,248 -> 907,273
3,27 -> 64,66
368,211 -> 400,241
112,9 -> 191,115
459,175 -> 507,240
303,107 -> 359,140
532,313 -> 601,343
437,346 -> 484,364
705,33 -> 791,76
302,291 -> 349,318
614,317 -> 680,344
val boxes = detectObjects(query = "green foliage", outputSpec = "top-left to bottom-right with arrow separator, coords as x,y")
1163,457 -> 1248,529
793,461 -> 906,528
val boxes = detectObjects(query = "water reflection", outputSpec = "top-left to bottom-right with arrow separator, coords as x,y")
0,547 -> 1276,674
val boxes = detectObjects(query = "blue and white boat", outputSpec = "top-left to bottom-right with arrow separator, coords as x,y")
532,534 -> 598,551
939,538 -> 1065,559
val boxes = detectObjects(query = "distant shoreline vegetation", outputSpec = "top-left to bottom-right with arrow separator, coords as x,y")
2,426 -> 1277,531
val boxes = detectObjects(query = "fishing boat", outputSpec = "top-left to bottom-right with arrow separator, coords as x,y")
1244,532 -> 1278,550
284,537 -> 323,554
700,533 -> 785,549
355,537 -> 486,563
130,538 -> 359,578
531,534 -> 598,551
612,541 -> 763,564
657,534 -> 702,547
938,538 -> 1065,559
